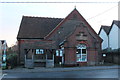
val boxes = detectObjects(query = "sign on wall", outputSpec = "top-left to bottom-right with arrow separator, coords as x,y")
0,41 -> 2,79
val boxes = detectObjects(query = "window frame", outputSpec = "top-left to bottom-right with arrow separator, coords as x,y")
76,44 -> 87,62
35,49 -> 44,55
56,49 -> 63,57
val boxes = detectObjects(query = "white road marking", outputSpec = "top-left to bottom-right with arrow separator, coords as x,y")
0,74 -> 7,80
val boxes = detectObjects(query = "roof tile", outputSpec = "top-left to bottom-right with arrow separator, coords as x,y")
101,25 -> 111,34
17,16 -> 63,39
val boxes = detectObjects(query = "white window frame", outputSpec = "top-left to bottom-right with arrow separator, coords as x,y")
56,49 -> 63,57
60,50 -> 63,56
76,44 -> 87,62
36,49 -> 44,54
56,50 -> 59,56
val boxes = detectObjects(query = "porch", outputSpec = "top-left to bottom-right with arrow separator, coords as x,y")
24,49 -> 64,68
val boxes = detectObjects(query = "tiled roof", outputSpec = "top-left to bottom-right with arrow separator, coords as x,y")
107,20 -> 120,34
17,16 -> 63,39
101,25 -> 111,34
98,25 -> 110,35
98,20 -> 120,35
113,20 -> 120,29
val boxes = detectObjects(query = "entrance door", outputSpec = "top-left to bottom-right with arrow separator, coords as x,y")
46,49 -> 54,68
54,48 -> 64,67
34,49 -> 46,67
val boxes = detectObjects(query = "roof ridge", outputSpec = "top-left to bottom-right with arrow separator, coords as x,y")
23,16 -> 64,19
113,20 -> 120,22
17,15 -> 63,39
101,25 -> 110,27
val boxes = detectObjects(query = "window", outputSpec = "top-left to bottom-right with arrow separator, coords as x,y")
36,49 -> 44,54
56,49 -> 63,57
60,50 -> 63,56
82,49 -> 86,54
76,44 -> 87,62
56,50 -> 59,56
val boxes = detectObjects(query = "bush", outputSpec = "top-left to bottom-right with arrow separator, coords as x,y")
6,53 -> 18,69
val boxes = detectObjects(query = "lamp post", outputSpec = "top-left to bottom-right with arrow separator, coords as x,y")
102,53 -> 106,64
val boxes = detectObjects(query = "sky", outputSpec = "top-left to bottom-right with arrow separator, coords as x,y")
0,0 -> 119,47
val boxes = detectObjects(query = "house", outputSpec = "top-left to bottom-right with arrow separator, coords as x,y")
109,20 -> 120,50
99,20 -> 120,50
17,8 -> 102,68
98,20 -> 120,64
99,25 -> 110,50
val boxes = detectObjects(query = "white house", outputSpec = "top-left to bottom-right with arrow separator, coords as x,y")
109,20 -> 120,50
99,20 -> 120,50
98,25 -> 110,50
99,20 -> 120,64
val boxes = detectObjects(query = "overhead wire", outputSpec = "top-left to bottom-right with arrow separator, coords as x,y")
0,1 -> 118,20
87,5 -> 118,20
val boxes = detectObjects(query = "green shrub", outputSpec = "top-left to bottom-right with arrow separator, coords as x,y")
6,53 -> 18,69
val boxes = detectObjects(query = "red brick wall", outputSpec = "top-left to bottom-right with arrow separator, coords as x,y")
64,48 -> 76,65
64,26 -> 101,66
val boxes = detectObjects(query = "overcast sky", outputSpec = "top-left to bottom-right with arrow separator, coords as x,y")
0,0 -> 119,47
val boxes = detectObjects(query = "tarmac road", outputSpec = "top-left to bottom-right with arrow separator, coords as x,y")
1,68 -> 119,80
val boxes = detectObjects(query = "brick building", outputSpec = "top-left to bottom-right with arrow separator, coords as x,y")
17,8 -> 102,68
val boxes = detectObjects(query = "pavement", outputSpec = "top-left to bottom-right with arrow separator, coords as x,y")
2,65 -> 119,73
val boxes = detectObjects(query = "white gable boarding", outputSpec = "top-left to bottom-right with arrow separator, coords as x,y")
99,29 -> 108,50
109,24 -> 119,49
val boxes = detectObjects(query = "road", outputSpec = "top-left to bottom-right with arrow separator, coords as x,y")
1,68 -> 119,80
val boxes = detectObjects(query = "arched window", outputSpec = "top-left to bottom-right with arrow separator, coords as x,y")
76,44 -> 87,62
